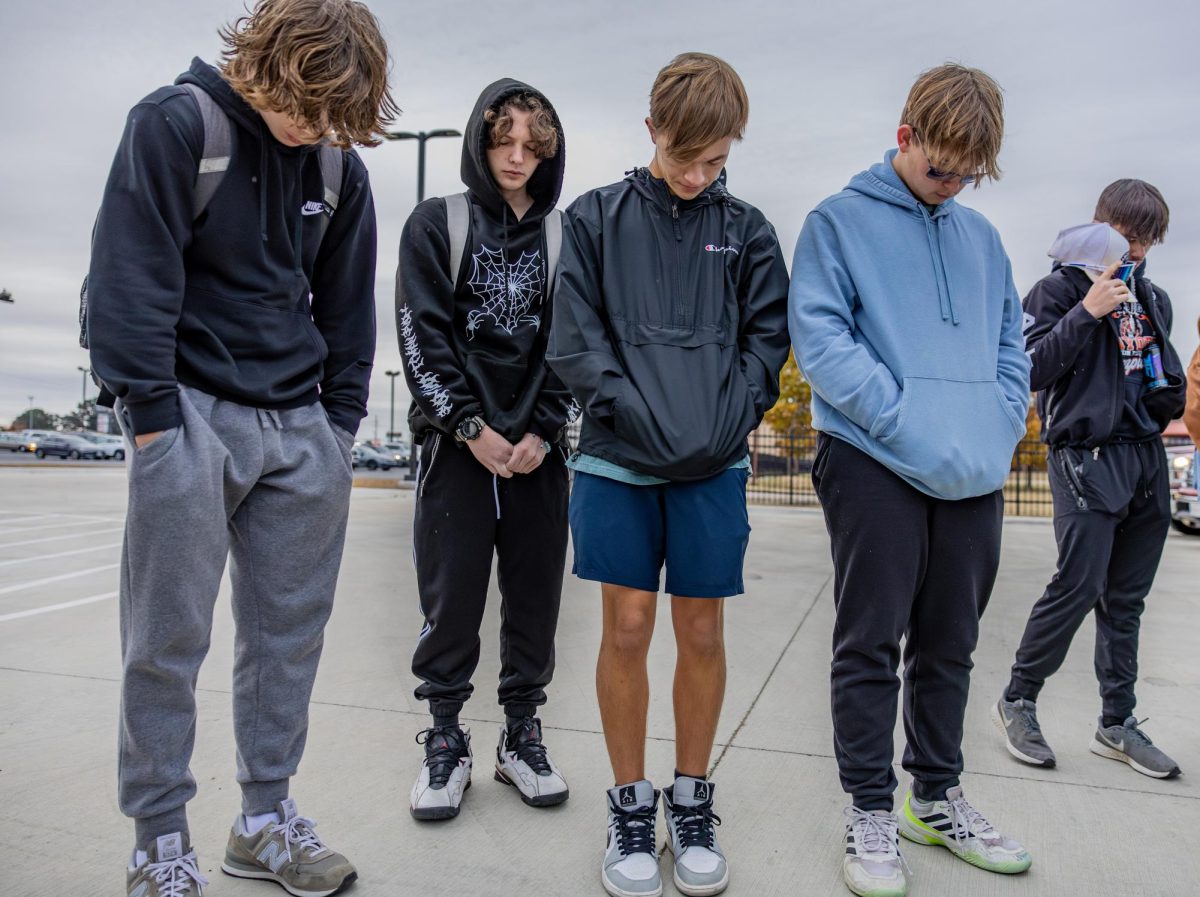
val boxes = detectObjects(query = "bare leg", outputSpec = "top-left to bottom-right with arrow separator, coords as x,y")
597,584 -> 658,784
671,596 -> 726,777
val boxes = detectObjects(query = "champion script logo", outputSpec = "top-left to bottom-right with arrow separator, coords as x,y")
619,786 -> 636,806
301,200 -> 329,216
704,243 -> 739,254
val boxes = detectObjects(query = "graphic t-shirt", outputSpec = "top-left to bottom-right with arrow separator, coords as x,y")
1108,296 -> 1160,441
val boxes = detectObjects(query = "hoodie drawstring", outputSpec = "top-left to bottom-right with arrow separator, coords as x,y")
257,137 -> 268,243
922,211 -> 960,325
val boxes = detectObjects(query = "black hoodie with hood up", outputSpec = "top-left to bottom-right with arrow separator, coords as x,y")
87,59 -> 378,436
395,78 -> 576,444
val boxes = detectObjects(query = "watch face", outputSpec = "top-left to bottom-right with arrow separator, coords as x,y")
459,417 -> 482,440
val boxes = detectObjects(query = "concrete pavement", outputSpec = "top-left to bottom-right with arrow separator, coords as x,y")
0,466 -> 1197,896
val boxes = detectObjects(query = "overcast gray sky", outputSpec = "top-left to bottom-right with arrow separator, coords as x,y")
2,0 -> 1197,434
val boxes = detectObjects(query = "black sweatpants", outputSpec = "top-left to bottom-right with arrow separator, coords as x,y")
1006,440 -> 1170,721
812,434 -> 1003,811
411,433 -> 569,720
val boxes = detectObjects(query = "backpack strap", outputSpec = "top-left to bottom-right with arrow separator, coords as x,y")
444,192 -> 470,284
181,84 -> 231,219
316,145 -> 344,243
544,208 -> 563,297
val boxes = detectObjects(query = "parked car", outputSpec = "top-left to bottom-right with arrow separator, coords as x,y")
19,429 -> 57,453
34,433 -> 105,460
351,444 -> 395,471
379,441 -> 412,465
1167,444 -> 1199,536
70,431 -> 126,460
0,431 -> 26,451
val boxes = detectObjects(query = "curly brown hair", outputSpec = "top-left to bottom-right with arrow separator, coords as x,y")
484,94 -> 559,160
219,0 -> 400,148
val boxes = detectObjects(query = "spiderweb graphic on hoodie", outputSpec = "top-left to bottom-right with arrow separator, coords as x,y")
465,246 -> 543,339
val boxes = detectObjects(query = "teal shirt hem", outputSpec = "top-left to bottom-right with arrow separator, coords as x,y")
567,452 -> 750,485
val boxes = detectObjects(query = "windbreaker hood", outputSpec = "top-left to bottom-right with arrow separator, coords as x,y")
461,78 -> 565,221
626,167 -> 730,213
846,148 -> 955,219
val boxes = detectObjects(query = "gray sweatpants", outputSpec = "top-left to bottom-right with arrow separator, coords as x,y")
115,385 -> 354,848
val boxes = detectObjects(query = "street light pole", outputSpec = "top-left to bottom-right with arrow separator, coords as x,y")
384,129 -> 462,203
77,366 -> 91,410
27,395 -> 34,430
384,370 -> 400,440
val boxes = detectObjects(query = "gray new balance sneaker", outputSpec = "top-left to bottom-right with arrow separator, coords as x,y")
127,833 -> 208,897
221,798 -> 357,897
1090,716 -> 1182,779
602,780 -> 662,897
992,697 -> 1056,767
663,776 -> 728,896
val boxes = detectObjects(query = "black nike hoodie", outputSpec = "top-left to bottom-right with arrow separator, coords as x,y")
395,78 -> 576,443
88,58 -> 378,435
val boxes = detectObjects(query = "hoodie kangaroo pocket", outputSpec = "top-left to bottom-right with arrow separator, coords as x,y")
881,377 -> 1020,499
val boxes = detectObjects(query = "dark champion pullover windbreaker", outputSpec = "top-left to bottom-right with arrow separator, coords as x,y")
1025,263 -> 1186,448
547,169 -> 791,481
87,58 -> 378,436
395,79 -> 577,444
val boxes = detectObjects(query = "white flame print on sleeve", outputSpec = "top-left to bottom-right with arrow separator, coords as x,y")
399,306 -> 452,419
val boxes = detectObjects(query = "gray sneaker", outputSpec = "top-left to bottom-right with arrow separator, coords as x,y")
663,776 -> 728,896
221,798 -> 357,896
602,780 -> 662,897
1090,716 -> 1182,779
128,833 -> 208,897
991,697 -> 1056,767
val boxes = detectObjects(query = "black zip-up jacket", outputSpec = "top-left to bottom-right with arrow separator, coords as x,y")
87,59 -> 377,436
547,169 -> 791,480
395,79 -> 576,444
1026,263 -> 1186,448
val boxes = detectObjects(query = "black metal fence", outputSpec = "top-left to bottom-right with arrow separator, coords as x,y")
564,418 -> 1057,517
746,428 -> 1054,517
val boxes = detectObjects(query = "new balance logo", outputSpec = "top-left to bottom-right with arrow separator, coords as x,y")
619,786 -> 636,807
693,782 -> 710,801
157,834 -> 182,861
257,841 -> 291,874
301,200 -> 330,216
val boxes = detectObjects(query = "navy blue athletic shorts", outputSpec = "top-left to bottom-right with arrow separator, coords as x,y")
569,467 -> 751,598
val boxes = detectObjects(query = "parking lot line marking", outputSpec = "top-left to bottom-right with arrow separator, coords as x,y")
0,519 -> 119,537
0,514 -> 59,526
0,543 -> 122,569
0,563 -> 120,597
0,590 -> 118,623
0,527 -> 124,549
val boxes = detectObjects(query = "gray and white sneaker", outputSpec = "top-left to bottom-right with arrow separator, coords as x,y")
899,787 -> 1031,874
602,780 -> 662,897
494,716 -> 569,807
127,832 -> 208,897
842,808 -> 906,897
410,725 -> 473,820
221,798 -> 357,897
1090,716 -> 1181,779
663,776 -> 728,896
992,697 -> 1056,767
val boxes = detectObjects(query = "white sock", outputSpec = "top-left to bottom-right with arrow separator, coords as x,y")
244,810 -> 281,834
132,849 -> 148,868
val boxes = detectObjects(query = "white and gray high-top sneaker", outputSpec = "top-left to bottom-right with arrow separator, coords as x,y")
494,716 -> 570,807
409,725 -> 472,821
602,780 -> 662,897
842,807 -> 906,897
663,776 -> 728,896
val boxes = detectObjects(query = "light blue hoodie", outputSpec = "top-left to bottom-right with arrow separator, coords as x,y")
788,149 -> 1030,500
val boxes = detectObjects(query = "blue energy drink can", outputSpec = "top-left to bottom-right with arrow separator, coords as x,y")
1143,345 -> 1168,390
